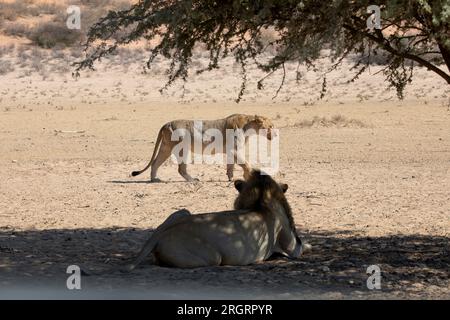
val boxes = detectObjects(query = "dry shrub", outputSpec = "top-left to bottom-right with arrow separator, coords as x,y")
0,44 -> 15,57
0,0 -> 27,21
28,22 -> 82,48
79,0 -> 132,35
294,115 -> 369,128
34,1 -> 62,16
17,46 -> 31,65
0,60 -> 15,75
4,22 -> 30,38
0,0 -> 62,20
1,0 -> 132,49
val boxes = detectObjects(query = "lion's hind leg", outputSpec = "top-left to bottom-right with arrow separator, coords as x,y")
178,163 -> 199,182
150,141 -> 173,182
121,209 -> 192,272
159,209 -> 192,228
155,240 -> 222,268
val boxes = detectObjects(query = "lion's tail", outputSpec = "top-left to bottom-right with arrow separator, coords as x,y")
120,233 -> 159,273
81,234 -> 159,276
131,125 -> 166,177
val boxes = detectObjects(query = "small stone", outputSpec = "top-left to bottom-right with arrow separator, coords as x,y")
320,266 -> 330,272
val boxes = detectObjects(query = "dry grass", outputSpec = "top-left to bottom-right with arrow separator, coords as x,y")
293,115 -> 369,128
0,44 -> 15,57
3,22 -> 29,38
0,0 -> 62,21
0,0 -> 132,48
28,22 -> 82,48
0,0 -> 28,21
0,59 -> 14,75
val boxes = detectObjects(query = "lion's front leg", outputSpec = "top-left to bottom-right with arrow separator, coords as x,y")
236,153 -> 251,180
226,148 -> 251,181
240,163 -> 251,180
276,229 -> 303,259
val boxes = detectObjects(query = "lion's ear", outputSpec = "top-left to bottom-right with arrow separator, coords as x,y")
280,183 -> 288,193
234,180 -> 246,192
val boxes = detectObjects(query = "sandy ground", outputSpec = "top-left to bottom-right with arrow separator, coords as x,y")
0,48 -> 449,299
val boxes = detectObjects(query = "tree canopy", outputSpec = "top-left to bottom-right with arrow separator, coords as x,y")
75,0 -> 450,101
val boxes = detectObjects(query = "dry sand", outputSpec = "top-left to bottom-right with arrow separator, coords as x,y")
0,28 -> 449,298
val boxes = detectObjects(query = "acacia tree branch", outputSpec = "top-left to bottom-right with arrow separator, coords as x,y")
74,0 -> 450,101
343,23 -> 450,85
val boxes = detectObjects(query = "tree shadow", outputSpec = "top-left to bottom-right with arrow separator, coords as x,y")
108,179 -> 231,184
0,226 -> 448,298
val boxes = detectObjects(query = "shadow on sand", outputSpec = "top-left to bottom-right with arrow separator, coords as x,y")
108,179 -> 232,184
0,226 -> 448,298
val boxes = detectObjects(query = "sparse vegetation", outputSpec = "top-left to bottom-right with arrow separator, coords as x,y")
28,22 -> 82,48
0,0 -> 61,21
0,60 -> 14,75
75,0 -> 450,101
3,22 -> 29,38
0,0 -> 27,21
0,0 -> 130,49
294,115 -> 369,128
0,44 -> 15,57
0,0 -> 447,105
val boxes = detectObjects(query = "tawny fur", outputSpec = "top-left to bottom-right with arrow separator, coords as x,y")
120,170 -> 304,270
131,114 -> 276,182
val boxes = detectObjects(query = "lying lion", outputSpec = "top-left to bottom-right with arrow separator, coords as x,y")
120,170 -> 305,270
131,114 -> 276,182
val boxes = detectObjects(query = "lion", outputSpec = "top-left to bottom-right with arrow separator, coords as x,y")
120,169 -> 305,270
131,114 -> 276,182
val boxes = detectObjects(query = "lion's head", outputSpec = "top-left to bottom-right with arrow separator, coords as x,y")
233,169 -> 301,251
244,115 -> 276,140
233,170 -> 291,221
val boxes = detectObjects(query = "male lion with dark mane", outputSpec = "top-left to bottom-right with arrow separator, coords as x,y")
120,169 -> 305,270
131,114 -> 276,182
